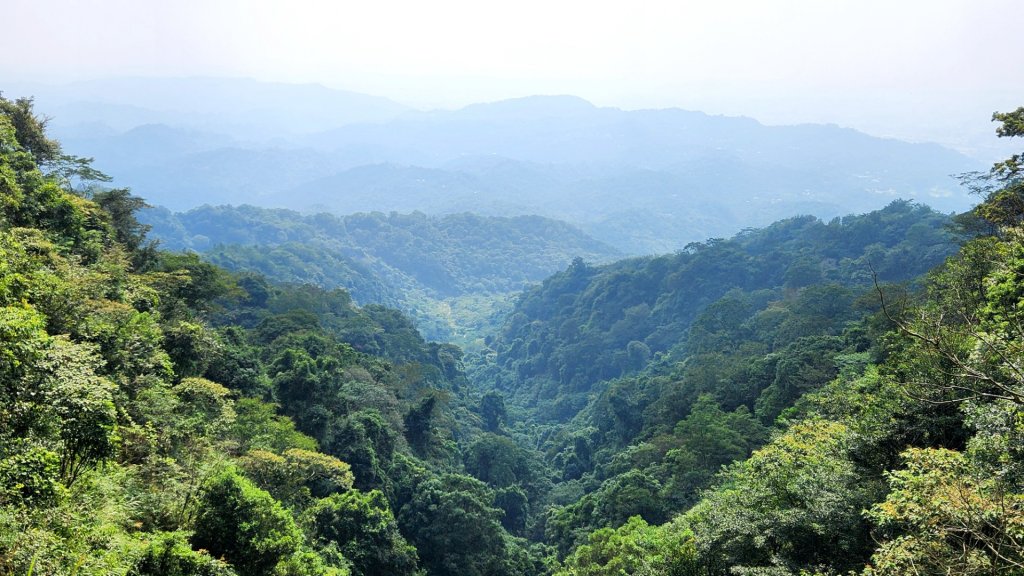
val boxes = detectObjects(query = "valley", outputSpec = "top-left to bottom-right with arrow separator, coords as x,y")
1,86 -> 1022,576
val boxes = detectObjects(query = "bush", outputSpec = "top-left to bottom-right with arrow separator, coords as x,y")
131,532 -> 237,576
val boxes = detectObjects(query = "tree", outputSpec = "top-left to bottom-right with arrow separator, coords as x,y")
903,108 -> 1024,405
230,398 -> 319,454
90,187 -> 158,269
958,107 -> 1024,230
0,305 -> 51,439
76,299 -> 173,383
46,338 -> 118,485
240,448 -> 353,505
664,394 -> 767,502
0,446 -> 61,507
151,252 -> 236,316
0,95 -> 110,189
131,532 -> 237,576
203,326 -> 271,397
305,489 -> 418,576
327,410 -> 398,491
494,485 -> 529,534
403,394 -> 437,455
191,469 -> 305,576
398,473 -> 509,576
591,470 -> 668,528
172,377 -> 235,445
479,391 -> 508,432
165,321 -> 223,378
0,95 -> 61,165
674,394 -> 764,473
876,218 -> 1024,409
463,433 -> 541,493
755,335 -> 845,423
555,516 -> 699,576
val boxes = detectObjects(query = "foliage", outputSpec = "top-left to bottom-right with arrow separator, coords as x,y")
7,95 -> 1024,576
143,206 -> 622,342
0,446 -> 62,506
397,473 -> 512,576
492,200 -> 954,410
147,207 -> 620,299
47,338 -> 118,485
0,98 -> 508,576
240,448 -> 354,505
866,447 -> 1024,575
685,420 -> 876,574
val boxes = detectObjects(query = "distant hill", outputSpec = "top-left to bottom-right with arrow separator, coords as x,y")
4,79 -> 982,253
12,76 -> 411,136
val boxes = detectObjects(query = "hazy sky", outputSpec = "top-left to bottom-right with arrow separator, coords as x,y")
3,0 -> 1023,156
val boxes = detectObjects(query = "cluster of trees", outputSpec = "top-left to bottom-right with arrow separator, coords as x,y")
142,202 -> 622,293
508,257 -> 922,550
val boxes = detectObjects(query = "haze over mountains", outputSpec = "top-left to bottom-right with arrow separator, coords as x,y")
7,77 -> 982,254
6,0 -> 1024,572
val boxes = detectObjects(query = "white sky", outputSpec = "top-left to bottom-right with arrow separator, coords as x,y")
2,0 -> 1023,157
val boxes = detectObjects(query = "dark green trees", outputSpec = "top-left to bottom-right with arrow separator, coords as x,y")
398,474 -> 510,576
479,391 -> 508,432
306,490 -> 418,576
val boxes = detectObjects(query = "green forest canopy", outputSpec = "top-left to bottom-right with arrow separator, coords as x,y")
2,94 -> 1024,575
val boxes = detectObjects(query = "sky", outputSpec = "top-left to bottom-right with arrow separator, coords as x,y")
3,0 -> 1023,158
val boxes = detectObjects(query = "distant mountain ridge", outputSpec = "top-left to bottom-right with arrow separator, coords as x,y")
4,77 -> 982,253
11,76 -> 411,135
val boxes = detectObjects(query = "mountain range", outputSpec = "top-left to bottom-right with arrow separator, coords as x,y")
6,77 -> 982,254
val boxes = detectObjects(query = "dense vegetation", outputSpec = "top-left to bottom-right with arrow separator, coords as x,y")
455,198 -> 961,553
3,93 -> 1024,576
0,96 -> 545,576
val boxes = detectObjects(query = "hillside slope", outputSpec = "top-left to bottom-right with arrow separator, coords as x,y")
488,200 -> 958,410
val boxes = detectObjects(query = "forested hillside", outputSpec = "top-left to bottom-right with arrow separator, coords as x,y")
141,205 -> 620,343
542,107 -> 1024,575
4,92 -> 1024,576
490,200 -> 957,412
463,199 -> 965,553
144,205 -> 619,297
